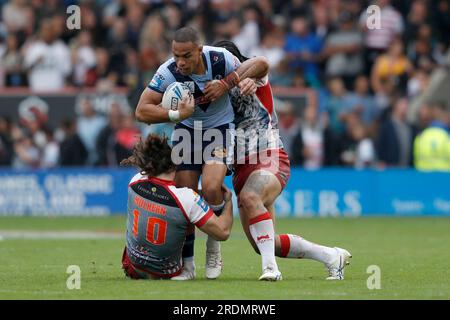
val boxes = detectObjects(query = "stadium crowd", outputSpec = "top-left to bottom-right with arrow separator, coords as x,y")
0,0 -> 449,170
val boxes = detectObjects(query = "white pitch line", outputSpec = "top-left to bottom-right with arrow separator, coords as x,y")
0,231 -> 122,240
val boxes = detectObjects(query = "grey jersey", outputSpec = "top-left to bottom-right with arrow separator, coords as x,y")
126,173 -> 213,277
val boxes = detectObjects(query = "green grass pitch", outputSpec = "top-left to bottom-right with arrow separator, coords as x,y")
0,216 -> 449,299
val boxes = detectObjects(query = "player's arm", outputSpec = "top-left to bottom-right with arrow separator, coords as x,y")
235,56 -> 269,83
197,186 -> 233,241
135,88 -> 194,124
135,66 -> 194,124
204,56 -> 269,101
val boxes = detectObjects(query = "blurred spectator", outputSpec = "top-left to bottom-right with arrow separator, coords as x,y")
431,0 -> 450,49
311,3 -> 330,39
71,31 -> 96,87
1,33 -> 27,86
229,5 -> 261,58
1,0 -> 32,34
403,0 -> 429,46
11,126 -> 40,169
281,0 -> 310,20
407,68 -> 430,100
125,3 -> 145,50
139,13 -> 171,81
276,100 -> 300,159
270,57 -> 295,87
340,119 -> 376,169
359,0 -> 404,72
407,25 -> 437,73
59,119 -> 87,166
113,112 -> 140,165
249,31 -> 285,69
284,16 -> 323,87
291,106 -> 324,169
87,47 -> 113,86
322,11 -> 364,88
347,75 -> 380,129
76,98 -> 107,165
105,18 -> 129,84
23,18 -> 71,92
41,127 -> 59,168
96,103 -> 123,166
371,37 -> 412,106
414,101 -> 450,171
416,103 -> 433,132
376,97 -> 416,168
0,116 -> 13,166
323,77 -> 354,136
162,3 -> 184,33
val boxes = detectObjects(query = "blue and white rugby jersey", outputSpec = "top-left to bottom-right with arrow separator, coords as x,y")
148,46 -> 241,129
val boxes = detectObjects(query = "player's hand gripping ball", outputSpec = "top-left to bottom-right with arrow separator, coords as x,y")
161,82 -> 192,110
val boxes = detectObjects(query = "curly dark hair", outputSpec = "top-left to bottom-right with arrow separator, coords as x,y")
120,134 -> 175,176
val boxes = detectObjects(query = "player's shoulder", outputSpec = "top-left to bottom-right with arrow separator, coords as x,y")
203,45 -> 234,59
167,186 -> 200,204
149,58 -> 177,92
129,172 -> 148,186
203,45 -> 228,54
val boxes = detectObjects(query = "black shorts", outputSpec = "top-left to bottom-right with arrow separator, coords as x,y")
171,122 -> 235,172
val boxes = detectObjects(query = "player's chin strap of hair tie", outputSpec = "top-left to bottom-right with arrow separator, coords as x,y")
219,71 -> 240,90
168,110 -> 181,123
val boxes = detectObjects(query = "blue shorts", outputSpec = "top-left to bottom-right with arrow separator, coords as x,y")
171,122 -> 235,172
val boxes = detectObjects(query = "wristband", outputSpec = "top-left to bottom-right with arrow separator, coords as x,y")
222,71 -> 240,90
168,110 -> 181,122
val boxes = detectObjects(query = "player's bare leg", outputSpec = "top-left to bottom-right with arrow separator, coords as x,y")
239,171 -> 352,280
201,162 -> 228,279
239,170 -> 282,281
172,170 -> 201,280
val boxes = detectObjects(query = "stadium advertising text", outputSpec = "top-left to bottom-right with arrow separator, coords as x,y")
1,169 -> 449,216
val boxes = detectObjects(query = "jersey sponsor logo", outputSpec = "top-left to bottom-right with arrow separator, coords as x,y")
150,73 -> 165,90
134,196 -> 167,216
196,197 -> 209,213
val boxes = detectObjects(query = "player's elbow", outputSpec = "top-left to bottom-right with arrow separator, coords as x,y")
216,227 -> 231,241
257,56 -> 269,76
135,104 -> 145,123
135,102 -> 155,124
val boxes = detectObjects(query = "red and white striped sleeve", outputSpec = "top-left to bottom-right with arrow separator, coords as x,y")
168,186 -> 214,227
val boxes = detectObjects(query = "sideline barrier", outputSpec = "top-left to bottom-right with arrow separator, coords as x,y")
0,168 -> 449,216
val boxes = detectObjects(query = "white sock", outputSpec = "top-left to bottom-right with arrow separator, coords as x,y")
249,212 -> 279,272
206,201 -> 225,252
183,256 -> 195,271
206,234 -> 221,252
279,234 -> 336,265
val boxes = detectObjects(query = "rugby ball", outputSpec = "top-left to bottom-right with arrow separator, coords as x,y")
161,82 -> 191,110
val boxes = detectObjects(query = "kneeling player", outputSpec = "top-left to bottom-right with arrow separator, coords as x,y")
216,40 -> 352,281
120,134 -> 233,280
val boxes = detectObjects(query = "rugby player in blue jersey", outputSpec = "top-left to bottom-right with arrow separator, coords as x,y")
135,27 -> 268,279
